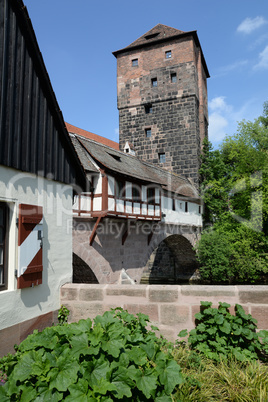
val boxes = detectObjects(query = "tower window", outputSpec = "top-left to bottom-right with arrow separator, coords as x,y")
145,104 -> 152,114
171,73 -> 177,83
158,153 -> 166,163
151,78 -> 157,87
145,128 -> 152,138
132,58 -> 138,67
165,50 -> 172,59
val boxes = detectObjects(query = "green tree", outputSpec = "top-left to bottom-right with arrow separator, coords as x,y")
197,102 -> 268,283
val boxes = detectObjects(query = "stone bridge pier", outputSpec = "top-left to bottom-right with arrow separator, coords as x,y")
73,217 -> 200,285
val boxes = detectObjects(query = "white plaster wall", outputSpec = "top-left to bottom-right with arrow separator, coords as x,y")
162,195 -> 202,226
0,165 -> 73,330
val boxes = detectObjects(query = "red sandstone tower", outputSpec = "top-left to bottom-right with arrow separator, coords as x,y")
113,24 -> 209,185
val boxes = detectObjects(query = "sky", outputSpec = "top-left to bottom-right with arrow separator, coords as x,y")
23,0 -> 268,148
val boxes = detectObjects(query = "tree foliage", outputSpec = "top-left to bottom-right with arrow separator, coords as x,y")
197,102 -> 268,283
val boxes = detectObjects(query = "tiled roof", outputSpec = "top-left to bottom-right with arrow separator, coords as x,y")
70,135 -> 99,173
124,24 -> 185,49
66,122 -> 119,150
72,134 -> 200,200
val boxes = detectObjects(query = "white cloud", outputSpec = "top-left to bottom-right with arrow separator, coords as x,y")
208,97 -> 258,146
208,96 -> 232,113
237,16 -> 267,34
208,112 -> 229,143
253,45 -> 268,69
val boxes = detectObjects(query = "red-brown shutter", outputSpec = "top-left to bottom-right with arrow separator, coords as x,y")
17,204 -> 43,289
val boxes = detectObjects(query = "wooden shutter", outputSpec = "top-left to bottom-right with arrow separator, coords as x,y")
17,204 -> 43,289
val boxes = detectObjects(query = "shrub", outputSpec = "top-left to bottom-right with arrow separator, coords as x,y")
178,301 -> 268,362
0,308 -> 183,401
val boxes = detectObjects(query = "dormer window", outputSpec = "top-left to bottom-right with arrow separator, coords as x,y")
108,153 -> 121,162
145,32 -> 160,40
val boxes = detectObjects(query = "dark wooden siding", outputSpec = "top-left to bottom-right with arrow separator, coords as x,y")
0,0 -> 86,189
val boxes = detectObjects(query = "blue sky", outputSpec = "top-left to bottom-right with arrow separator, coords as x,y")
23,0 -> 268,148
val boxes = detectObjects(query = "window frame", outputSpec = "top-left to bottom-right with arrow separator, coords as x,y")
145,128 -> 152,138
0,202 -> 8,291
158,153 -> 166,163
115,179 -> 125,199
132,184 -> 141,202
151,78 -> 157,87
132,58 -> 138,67
165,50 -> 172,59
171,72 -> 177,83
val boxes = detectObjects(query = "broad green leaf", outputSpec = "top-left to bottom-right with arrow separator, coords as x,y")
0,384 -> 10,402
48,358 -> 80,392
36,385 -> 62,402
158,359 -> 183,394
91,377 -> 117,395
65,378 -> 89,402
215,314 -> 224,325
178,329 -> 188,338
13,349 -> 45,381
219,321 -> 231,334
110,366 -> 133,398
134,368 -> 158,399
70,333 -> 91,358
101,338 -> 122,358
126,346 -> 148,365
155,396 -> 173,402
90,359 -> 111,387
20,384 -> 37,402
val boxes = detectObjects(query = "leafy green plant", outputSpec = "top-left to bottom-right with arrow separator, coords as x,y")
57,305 -> 70,325
178,301 -> 268,362
0,308 -> 183,401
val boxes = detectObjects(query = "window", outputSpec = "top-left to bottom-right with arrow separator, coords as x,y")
116,179 -> 125,199
158,153 -> 166,163
0,202 -> 8,290
185,202 -> 188,213
151,78 -> 157,87
145,104 -> 152,114
145,32 -> 160,40
171,73 -> 177,83
145,128 -> 151,138
165,50 -> 172,59
172,199 -> 176,211
132,58 -> 138,67
199,205 -> 201,214
147,188 -> 155,204
132,185 -> 141,201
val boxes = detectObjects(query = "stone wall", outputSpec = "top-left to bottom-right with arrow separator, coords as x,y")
61,284 -> 268,342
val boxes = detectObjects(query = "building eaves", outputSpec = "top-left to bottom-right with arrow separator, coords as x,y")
8,0 -> 87,190
74,135 -> 200,200
66,123 -> 119,151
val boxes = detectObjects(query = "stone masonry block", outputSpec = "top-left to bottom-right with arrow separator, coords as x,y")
124,303 -> 159,322
149,285 -> 179,303
106,285 -> 146,298
61,287 -> 79,301
251,306 -> 268,329
238,286 -> 268,304
181,285 -> 236,298
160,305 -> 189,326
79,287 -> 104,301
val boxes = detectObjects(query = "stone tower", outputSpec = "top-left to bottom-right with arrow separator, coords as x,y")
113,24 -> 209,185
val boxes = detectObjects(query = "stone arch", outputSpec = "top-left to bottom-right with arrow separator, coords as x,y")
141,234 -> 199,284
73,253 -> 98,284
73,237 -> 114,284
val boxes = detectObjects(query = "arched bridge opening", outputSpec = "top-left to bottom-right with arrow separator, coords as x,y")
73,253 -> 99,284
141,234 -> 199,284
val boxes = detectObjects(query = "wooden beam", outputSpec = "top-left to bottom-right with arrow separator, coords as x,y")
89,216 -> 102,246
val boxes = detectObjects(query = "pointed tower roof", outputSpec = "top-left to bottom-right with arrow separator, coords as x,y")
113,23 -> 209,77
